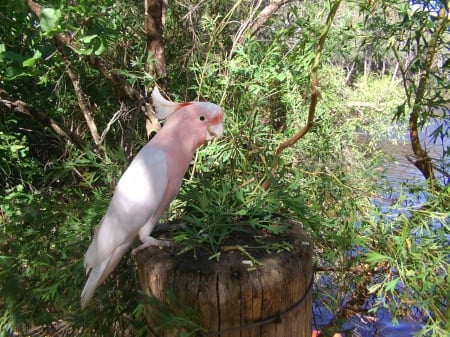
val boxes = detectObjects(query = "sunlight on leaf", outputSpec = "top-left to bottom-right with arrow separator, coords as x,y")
40,7 -> 61,33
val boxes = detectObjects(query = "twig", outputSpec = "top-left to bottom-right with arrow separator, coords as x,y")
0,97 -> 85,149
246,0 -> 292,38
25,0 -> 161,153
262,0 -> 342,190
100,102 -> 130,143
231,0 -> 263,52
314,264 -> 389,274
63,56 -> 102,146
25,0 -> 145,102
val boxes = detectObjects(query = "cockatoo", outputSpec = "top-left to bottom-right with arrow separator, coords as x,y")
81,87 -> 224,308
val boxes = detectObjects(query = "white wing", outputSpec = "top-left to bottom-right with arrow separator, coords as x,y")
81,146 -> 168,307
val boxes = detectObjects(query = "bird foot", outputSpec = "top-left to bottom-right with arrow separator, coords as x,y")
132,236 -> 172,255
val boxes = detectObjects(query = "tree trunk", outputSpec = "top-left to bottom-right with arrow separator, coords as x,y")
136,224 -> 312,337
144,0 -> 168,139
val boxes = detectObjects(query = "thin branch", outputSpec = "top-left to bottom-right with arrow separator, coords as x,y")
63,57 -> 102,145
247,0 -> 293,37
231,0 -> 263,50
232,0 -> 293,52
25,0 -> 156,155
315,264 -> 389,274
100,102 -> 129,143
0,97 -> 85,149
26,0 -> 144,102
87,55 -> 144,101
262,0 -> 342,190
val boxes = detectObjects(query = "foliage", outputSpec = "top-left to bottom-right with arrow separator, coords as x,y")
360,0 -> 450,186
365,191 -> 449,337
0,0 -> 449,337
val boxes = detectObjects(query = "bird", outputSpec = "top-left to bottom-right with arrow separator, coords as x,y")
80,86 -> 224,308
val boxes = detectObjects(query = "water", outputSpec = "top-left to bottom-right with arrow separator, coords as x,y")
312,304 -> 423,336
313,119 -> 449,336
380,119 -> 449,188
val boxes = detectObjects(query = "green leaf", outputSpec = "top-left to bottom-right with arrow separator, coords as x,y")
93,39 -> 106,55
235,209 -> 247,216
0,43 -> 5,62
275,72 -> 286,81
384,278 -> 399,293
76,47 -> 94,56
5,66 -> 30,80
366,251 -> 391,265
368,283 -> 382,294
22,50 -> 42,67
79,34 -> 98,44
40,7 -> 61,33
76,35 -> 107,56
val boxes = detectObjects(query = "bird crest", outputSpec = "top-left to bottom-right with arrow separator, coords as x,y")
152,86 -> 192,120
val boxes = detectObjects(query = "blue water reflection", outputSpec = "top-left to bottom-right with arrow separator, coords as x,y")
312,116 -> 449,336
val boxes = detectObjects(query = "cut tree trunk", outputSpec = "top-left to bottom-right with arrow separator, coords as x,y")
136,224 -> 312,337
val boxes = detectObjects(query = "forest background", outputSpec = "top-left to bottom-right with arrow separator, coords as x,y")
0,0 -> 449,336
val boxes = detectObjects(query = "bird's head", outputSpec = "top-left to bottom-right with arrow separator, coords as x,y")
151,87 -> 224,144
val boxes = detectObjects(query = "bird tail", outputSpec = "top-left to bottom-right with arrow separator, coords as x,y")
81,257 -> 109,308
81,242 -> 130,308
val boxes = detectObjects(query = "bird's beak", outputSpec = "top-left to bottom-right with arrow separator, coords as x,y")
206,123 -> 224,140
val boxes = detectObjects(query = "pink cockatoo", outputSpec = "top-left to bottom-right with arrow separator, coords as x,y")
81,87 -> 224,308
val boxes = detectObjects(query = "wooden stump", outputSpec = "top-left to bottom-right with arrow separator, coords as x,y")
136,224 -> 312,337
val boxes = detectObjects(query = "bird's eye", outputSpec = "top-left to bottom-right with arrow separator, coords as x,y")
199,115 -> 206,121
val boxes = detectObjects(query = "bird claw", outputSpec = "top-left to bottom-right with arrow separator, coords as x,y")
132,236 -> 172,255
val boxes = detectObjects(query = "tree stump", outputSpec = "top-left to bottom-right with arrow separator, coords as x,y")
136,224 -> 312,337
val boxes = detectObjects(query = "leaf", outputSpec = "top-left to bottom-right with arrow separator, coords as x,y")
384,278 -> 399,292
76,35 -> 107,56
22,50 -> 42,67
79,34 -> 98,44
235,209 -> 247,216
275,72 -> 286,81
5,66 -> 31,80
93,39 -> 106,55
365,251 -> 391,265
76,47 -> 94,56
9,144 -> 26,153
368,283 -> 382,294
0,43 -> 5,62
40,8 -> 61,33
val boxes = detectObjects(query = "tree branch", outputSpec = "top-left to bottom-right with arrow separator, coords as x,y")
144,0 -> 168,87
26,0 -> 145,103
100,102 -> 128,144
63,58 -> 102,145
232,0 -> 293,50
262,0 -> 342,190
407,7 -> 448,189
247,0 -> 292,37
0,97 -> 85,149
25,0 -> 158,155
143,0 -> 167,139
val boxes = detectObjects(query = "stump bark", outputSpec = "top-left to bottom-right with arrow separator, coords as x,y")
136,224 -> 312,337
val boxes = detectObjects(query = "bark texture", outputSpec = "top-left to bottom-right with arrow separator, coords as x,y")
136,225 -> 312,337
